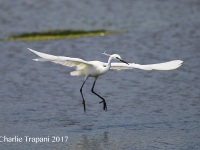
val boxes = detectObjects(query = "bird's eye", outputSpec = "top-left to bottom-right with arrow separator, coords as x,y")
116,57 -> 119,59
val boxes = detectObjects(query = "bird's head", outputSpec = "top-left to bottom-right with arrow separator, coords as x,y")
102,52 -> 129,65
111,54 -> 122,60
111,54 -> 129,65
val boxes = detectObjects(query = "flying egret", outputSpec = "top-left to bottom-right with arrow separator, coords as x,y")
28,48 -> 183,112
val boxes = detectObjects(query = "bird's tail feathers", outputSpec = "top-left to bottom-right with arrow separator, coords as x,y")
70,71 -> 82,76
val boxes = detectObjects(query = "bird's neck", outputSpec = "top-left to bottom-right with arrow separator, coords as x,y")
106,56 -> 113,69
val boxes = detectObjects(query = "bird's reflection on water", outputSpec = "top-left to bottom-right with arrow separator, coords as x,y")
75,132 -> 109,150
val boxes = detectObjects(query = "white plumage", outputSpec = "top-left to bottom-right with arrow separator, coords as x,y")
28,48 -> 183,112
110,60 -> 183,70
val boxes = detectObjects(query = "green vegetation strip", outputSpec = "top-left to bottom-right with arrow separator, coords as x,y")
4,29 -> 122,41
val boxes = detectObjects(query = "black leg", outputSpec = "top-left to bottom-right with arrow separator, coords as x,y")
80,79 -> 87,113
91,78 -> 107,111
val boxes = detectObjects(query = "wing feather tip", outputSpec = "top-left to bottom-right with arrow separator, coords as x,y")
27,48 -> 34,51
28,48 -> 38,54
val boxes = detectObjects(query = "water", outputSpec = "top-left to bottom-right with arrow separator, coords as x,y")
0,0 -> 200,149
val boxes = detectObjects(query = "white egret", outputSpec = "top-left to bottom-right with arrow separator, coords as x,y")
28,48 -> 183,112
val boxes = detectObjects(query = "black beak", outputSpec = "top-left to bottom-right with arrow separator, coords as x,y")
119,59 -> 129,65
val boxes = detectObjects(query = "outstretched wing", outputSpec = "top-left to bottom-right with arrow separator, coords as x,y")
111,60 -> 183,70
28,48 -> 93,68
